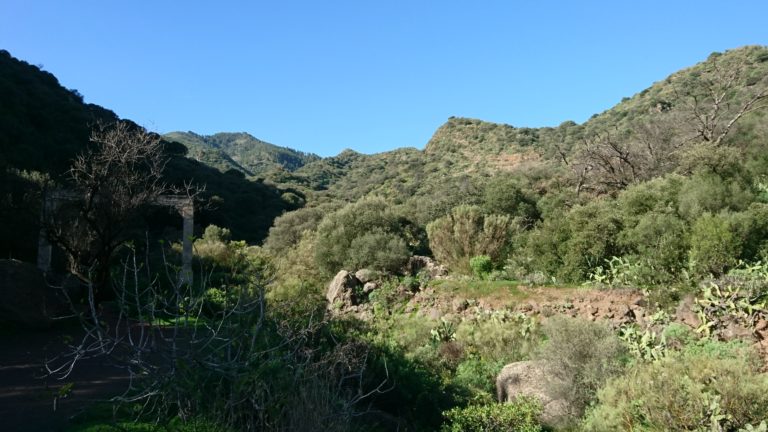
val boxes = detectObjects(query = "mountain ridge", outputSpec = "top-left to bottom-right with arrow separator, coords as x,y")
163,130 -> 321,177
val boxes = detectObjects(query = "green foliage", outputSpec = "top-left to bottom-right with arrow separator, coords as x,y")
361,342 -> 457,431
268,230 -> 327,300
689,212 -> 740,277
693,281 -> 766,337
451,357 -> 505,403
454,310 -> 540,364
427,205 -> 513,274
202,287 -> 229,315
347,229 -> 410,273
191,225 -> 274,314
588,256 -> 644,288
314,197 -> 413,274
525,200 -> 623,283
729,203 -> 768,262
430,318 -> 457,343
440,397 -> 542,432
618,211 -> 689,284
263,206 -> 326,255
677,172 -> 754,222
619,312 -> 674,363
482,174 -> 540,225
583,343 -> 768,431
536,316 -> 626,418
741,422 -> 768,432
469,255 -> 493,279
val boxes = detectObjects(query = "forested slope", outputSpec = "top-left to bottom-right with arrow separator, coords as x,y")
164,130 -> 320,177
0,50 -> 296,260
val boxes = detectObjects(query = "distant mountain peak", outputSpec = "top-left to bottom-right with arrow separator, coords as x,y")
163,131 -> 320,176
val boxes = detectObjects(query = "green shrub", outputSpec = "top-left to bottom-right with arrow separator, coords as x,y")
269,230 -> 326,300
729,203 -> 768,262
314,197 -> 413,274
192,226 -> 274,297
618,211 -> 688,284
441,397 -> 542,432
202,287 -> 229,316
677,172 -> 753,222
263,206 -> 326,255
523,199 -> 624,283
689,212 -> 740,277
469,255 -> 493,279
535,316 -> 626,418
427,205 -> 513,274
482,175 -> 540,226
347,229 -> 410,273
452,357 -> 505,403
454,313 -> 541,364
617,175 -> 684,219
363,343 -> 456,431
582,344 -> 768,431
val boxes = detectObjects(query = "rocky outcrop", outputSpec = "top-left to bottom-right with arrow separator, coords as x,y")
354,269 -> 378,284
496,360 -> 571,427
405,256 -> 447,278
326,270 -> 362,309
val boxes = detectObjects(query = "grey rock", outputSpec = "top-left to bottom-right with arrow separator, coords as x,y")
363,281 -> 378,294
355,269 -> 378,284
496,360 -> 571,427
325,270 -> 361,309
404,256 -> 448,278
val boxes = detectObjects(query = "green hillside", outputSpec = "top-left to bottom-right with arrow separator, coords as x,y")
276,46 -> 768,212
164,130 -> 320,177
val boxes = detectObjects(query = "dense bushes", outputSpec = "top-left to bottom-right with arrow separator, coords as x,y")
522,200 -> 623,283
535,316 -> 626,419
482,175 -> 540,226
441,397 -> 542,432
263,206 -> 327,255
427,205 -> 514,274
469,255 -> 493,279
314,197 -> 415,274
689,212 -> 740,277
504,170 -> 768,285
583,342 -> 768,431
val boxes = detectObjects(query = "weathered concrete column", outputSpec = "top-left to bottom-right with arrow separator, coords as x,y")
36,229 -> 52,272
180,202 -> 194,286
36,193 -> 55,272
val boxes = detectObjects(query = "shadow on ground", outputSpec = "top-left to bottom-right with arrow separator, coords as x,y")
0,323 -> 130,431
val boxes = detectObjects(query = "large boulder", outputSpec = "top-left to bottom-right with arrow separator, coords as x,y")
496,360 -> 571,427
326,270 -> 362,309
0,259 -> 77,327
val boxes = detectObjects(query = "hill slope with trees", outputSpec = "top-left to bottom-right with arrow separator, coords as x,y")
163,130 -> 320,177
0,49 -> 297,261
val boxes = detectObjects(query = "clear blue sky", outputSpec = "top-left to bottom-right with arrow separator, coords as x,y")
2,1 -> 768,156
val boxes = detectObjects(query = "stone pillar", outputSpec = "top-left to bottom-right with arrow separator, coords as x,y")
180,202 -> 194,286
37,194 -> 54,272
37,230 -> 52,272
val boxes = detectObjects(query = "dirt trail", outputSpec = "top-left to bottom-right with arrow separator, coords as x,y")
0,324 -> 130,431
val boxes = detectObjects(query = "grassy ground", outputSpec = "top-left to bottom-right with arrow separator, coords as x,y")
64,404 -> 228,432
430,279 -> 526,300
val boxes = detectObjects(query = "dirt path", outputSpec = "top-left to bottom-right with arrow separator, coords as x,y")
0,324 -> 130,431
